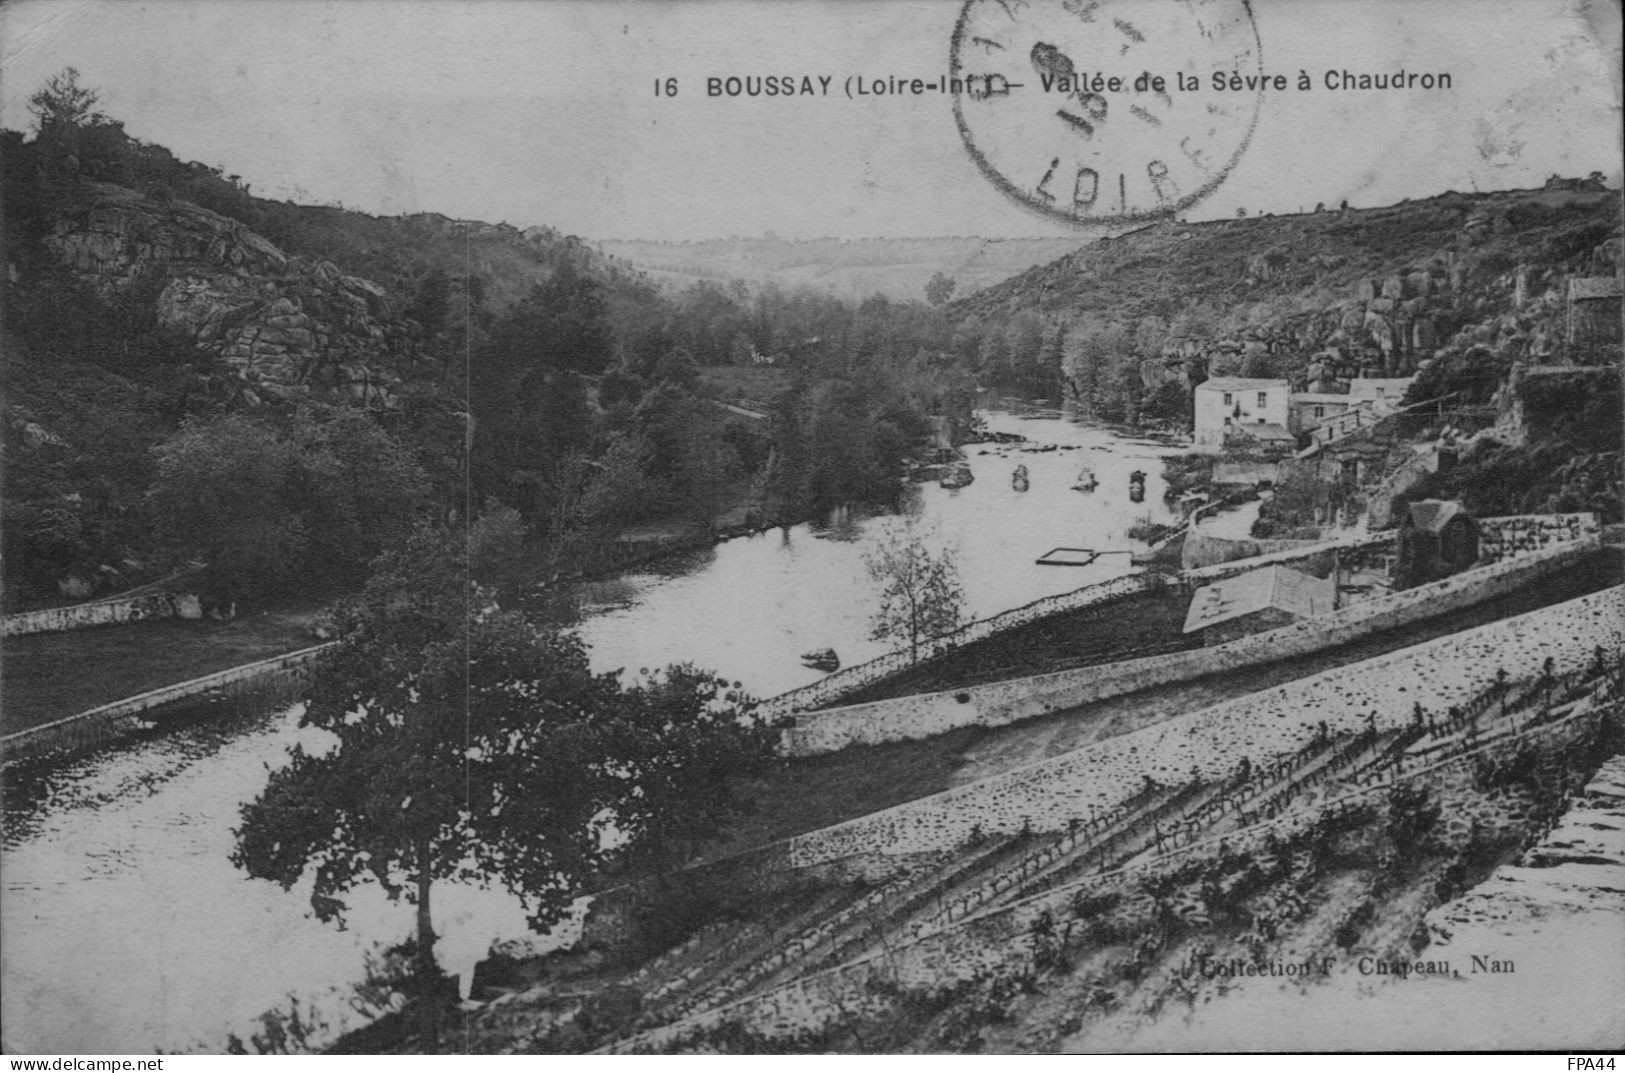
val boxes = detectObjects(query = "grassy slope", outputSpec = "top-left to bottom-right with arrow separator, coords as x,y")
1,611 -> 318,734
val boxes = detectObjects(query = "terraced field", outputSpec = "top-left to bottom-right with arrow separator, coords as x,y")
399,591 -> 1625,1054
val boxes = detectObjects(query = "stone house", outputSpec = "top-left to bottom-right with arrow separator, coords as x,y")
1289,392 -> 1359,437
1193,377 -> 1290,449
1347,377 -> 1416,408
1394,499 -> 1480,590
1181,564 -> 1336,645
1298,394 -> 1407,467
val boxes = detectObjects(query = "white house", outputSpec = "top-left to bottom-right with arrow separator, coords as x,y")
1193,377 -> 1291,448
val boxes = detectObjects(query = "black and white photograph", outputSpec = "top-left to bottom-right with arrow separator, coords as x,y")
1,0 -> 1622,1057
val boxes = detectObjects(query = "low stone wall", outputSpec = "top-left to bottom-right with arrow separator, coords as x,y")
1478,512 -> 1599,565
783,534 -> 1596,757
2,592 -> 181,636
1,642 -> 335,763
755,573 -> 1161,721
778,584 -> 1622,867
1180,531 -> 1319,571
1178,531 -> 1394,587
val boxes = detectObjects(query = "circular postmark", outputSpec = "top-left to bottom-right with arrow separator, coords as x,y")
950,0 -> 1264,225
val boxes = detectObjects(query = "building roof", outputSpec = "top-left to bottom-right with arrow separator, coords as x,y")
1291,393 -> 1357,406
1197,377 -> 1290,393
1348,377 -> 1415,399
1182,566 -> 1336,634
1568,277 -> 1624,301
1406,499 -> 1469,534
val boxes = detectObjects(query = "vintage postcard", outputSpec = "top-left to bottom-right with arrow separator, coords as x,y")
1,0 -> 1621,1058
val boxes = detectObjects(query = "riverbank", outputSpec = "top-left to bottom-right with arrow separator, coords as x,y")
834,584 -> 1198,706
714,553 -> 1620,846
487,553 -> 1621,1010
1,607 -> 320,735
0,487 -> 899,744
575,423 -> 1016,588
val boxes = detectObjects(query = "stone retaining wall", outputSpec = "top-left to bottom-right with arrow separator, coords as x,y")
779,584 -> 1623,867
1181,532 -> 1318,571
758,531 -> 1396,727
1178,531 -> 1394,587
1,592 -> 181,636
782,536 -> 1597,757
1478,513 -> 1599,565
1,643 -> 335,763
755,574 -> 1161,721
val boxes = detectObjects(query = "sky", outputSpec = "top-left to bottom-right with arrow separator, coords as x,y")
1,0 -> 1620,241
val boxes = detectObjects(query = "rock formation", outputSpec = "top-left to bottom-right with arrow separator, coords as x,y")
43,182 -> 412,407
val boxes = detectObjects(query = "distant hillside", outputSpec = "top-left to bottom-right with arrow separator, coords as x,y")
963,186 -> 1616,326
944,182 -> 1622,526
946,184 -> 1620,402
597,235 -> 1086,301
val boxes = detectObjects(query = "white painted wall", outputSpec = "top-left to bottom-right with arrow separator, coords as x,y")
1194,382 -> 1290,447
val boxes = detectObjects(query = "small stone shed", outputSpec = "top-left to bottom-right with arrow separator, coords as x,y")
1181,564 -> 1336,646
1394,499 -> 1480,589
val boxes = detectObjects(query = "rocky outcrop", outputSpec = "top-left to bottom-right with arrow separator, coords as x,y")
43,182 -> 411,407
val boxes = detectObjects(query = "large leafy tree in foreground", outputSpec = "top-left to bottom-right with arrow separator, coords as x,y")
232,526 -> 775,995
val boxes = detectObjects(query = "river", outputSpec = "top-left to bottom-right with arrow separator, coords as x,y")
575,400 -> 1182,695
1,400 -> 1181,1054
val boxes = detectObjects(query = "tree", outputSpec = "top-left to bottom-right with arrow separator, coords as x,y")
805,380 -> 887,509
609,665 -> 777,872
148,413 -> 307,601
233,527 -> 774,1013
292,408 -> 431,587
863,518 -> 967,663
28,67 -> 107,135
26,68 -> 134,183
468,270 -> 608,521
467,497 -> 531,596
633,383 -> 742,524
148,409 -> 429,601
924,271 -> 957,307
406,268 -> 452,337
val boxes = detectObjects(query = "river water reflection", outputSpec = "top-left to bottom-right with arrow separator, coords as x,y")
1,400 -> 1180,1053
576,400 -> 1182,695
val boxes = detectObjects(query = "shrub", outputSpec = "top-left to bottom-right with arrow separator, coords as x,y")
1386,783 -> 1441,855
